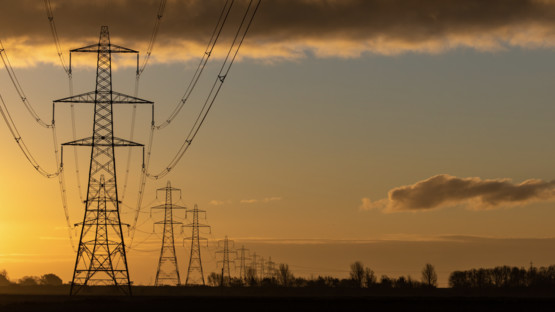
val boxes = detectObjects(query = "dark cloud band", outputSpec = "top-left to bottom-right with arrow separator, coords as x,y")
3,0 -> 555,65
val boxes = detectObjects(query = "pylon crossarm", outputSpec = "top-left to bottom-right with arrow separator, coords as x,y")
54,91 -> 152,104
70,43 -> 138,54
154,220 -> 183,225
151,204 -> 186,210
183,223 -> 210,228
62,136 -> 143,147
70,43 -> 101,53
109,44 -> 139,54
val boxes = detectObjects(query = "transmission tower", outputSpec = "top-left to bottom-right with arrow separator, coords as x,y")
237,245 -> 250,280
56,26 -> 152,296
259,257 -> 265,280
151,181 -> 186,286
251,252 -> 258,279
216,236 -> 236,286
184,204 -> 211,285
266,256 -> 276,279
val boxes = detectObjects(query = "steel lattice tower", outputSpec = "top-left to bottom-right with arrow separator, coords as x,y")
266,256 -> 276,279
251,252 -> 258,278
237,245 -> 250,280
259,257 -> 265,280
216,236 -> 236,286
152,181 -> 186,286
184,204 -> 210,285
55,26 -> 152,296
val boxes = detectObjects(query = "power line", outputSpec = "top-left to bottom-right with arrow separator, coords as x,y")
138,0 -> 167,78
0,40 -> 77,251
126,0 -> 239,244
121,0 -> 168,201
155,0 -> 235,131
0,41 -> 53,129
146,0 -> 262,180
43,0 -> 69,75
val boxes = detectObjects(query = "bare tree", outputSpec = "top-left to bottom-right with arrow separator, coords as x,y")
277,264 -> 293,287
421,263 -> 438,288
350,261 -> 365,287
207,272 -> 222,287
364,267 -> 376,287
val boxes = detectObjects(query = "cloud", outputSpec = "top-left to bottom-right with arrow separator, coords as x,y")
240,197 -> 282,204
362,174 -> 555,212
208,200 -> 226,206
4,0 -> 555,67
263,196 -> 282,203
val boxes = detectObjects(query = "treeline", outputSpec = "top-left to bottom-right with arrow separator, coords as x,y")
449,265 -> 555,288
207,262 -> 438,289
0,270 -> 63,286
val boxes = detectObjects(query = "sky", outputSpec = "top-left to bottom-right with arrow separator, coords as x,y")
2,0 -> 555,287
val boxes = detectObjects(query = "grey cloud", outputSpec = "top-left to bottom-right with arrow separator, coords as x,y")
3,0 -> 555,63
363,174 -> 555,212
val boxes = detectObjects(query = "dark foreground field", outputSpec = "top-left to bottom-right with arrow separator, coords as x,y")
1,287 -> 555,311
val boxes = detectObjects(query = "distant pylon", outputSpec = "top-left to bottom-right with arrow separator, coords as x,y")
216,236 -> 236,286
251,252 -> 258,278
151,181 -> 186,286
259,257 -> 265,280
184,204 -> 211,285
266,256 -> 276,279
57,26 -> 152,296
237,245 -> 250,280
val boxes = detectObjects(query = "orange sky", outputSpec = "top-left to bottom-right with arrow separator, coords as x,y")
3,0 -> 555,287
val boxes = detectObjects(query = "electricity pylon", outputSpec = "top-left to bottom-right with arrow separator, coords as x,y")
250,252 -> 258,279
216,236 -> 236,286
184,204 -> 210,285
56,26 -> 152,296
259,257 -> 265,280
266,256 -> 276,279
237,245 -> 250,280
151,181 -> 186,286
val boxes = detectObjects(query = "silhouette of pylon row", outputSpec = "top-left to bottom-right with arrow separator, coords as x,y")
151,181 -> 186,286
184,204 -> 211,285
56,26 -> 152,296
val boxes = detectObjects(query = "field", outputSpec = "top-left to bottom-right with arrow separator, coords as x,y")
1,287 -> 555,311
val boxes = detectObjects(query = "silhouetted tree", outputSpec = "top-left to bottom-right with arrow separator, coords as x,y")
39,273 -> 62,286
277,264 -> 293,287
395,276 -> 419,288
364,267 -> 376,288
350,261 -> 365,288
293,277 -> 307,287
0,270 -> 10,286
421,263 -> 438,288
448,265 -> 555,289
207,272 -> 222,286
379,275 -> 393,288
245,266 -> 258,287
308,275 -> 340,288
18,276 -> 39,286
449,271 -> 469,288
